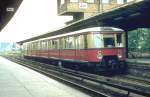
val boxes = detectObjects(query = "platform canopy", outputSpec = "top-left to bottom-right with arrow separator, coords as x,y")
0,0 -> 23,31
18,0 -> 150,45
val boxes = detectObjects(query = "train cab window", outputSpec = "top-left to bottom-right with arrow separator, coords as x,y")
103,34 -> 115,48
87,33 -> 103,48
116,33 -> 123,47
93,33 -> 103,48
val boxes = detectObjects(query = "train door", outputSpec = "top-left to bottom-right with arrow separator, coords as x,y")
75,34 -> 86,61
47,39 -> 51,58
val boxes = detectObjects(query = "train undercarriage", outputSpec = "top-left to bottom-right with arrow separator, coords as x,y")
24,55 -> 127,75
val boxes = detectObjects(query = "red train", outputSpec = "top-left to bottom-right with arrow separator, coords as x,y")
22,27 -> 127,74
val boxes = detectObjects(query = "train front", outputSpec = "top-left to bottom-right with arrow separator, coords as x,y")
86,27 -> 127,74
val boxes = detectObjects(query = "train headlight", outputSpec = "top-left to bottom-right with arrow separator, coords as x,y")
118,55 -> 122,58
118,50 -> 122,59
97,51 -> 103,59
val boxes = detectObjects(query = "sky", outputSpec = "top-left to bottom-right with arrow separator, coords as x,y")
0,0 -> 72,42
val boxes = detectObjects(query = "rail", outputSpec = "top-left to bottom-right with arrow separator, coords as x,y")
4,56 -> 150,97
60,67 -> 150,97
128,48 -> 150,58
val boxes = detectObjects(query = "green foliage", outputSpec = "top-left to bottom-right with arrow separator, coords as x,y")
128,28 -> 150,50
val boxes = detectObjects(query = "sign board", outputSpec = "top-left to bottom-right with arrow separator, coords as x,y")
6,8 -> 14,12
79,3 -> 87,9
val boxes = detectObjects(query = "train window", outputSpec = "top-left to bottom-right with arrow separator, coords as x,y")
44,40 -> 47,50
36,42 -> 38,50
52,39 -> 59,49
32,42 -> 34,50
87,34 -> 93,48
61,0 -> 65,5
23,44 -> 27,55
64,37 -> 68,49
68,37 -> 75,49
60,38 -> 64,49
45,40 -> 47,50
87,33 -> 103,48
48,40 -> 51,49
41,41 -> 46,50
76,35 -> 85,49
64,36 -> 75,49
93,34 -> 103,48
70,0 -> 78,3
116,34 -> 122,47
104,36 -> 115,48
27,43 -> 29,50
34,42 -> 36,50
47,40 -> 49,50
37,41 -> 40,50
40,41 -> 43,50
30,43 -> 32,50
102,0 -> 109,4
29,43 -> 31,50
75,36 -> 79,49
117,0 -> 124,4
86,0 -> 95,3
37,42 -> 39,50
33,42 -> 35,50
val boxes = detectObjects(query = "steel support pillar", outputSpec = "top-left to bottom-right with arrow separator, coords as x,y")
125,31 -> 128,58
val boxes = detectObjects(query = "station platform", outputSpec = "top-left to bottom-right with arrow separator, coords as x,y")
127,58 -> 150,65
0,56 -> 90,97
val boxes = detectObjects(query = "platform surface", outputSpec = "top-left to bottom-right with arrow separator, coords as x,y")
0,56 -> 91,97
127,58 -> 150,65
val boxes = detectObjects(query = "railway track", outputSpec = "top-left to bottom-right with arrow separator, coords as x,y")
127,62 -> 150,79
3,56 -> 150,97
114,75 -> 150,87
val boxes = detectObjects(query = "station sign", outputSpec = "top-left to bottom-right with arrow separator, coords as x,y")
6,7 -> 14,12
79,3 -> 87,9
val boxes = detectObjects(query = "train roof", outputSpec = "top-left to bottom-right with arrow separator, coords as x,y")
75,27 -> 124,32
18,27 -> 124,44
